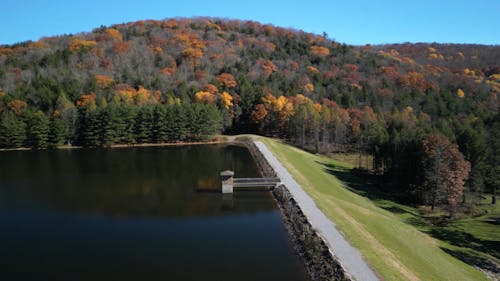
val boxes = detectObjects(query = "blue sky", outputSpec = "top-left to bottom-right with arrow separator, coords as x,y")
1,0 -> 499,45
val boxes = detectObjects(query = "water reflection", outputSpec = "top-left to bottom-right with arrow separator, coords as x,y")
0,145 -> 276,217
0,145 -> 308,281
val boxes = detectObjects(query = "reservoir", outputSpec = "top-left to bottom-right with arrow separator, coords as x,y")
0,144 -> 308,281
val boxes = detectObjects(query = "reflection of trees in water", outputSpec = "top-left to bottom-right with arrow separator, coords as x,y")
0,144 -> 273,217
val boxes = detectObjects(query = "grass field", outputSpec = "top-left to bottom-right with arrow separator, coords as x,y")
255,136 -> 491,281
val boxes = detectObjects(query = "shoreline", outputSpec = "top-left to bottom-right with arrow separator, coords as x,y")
248,139 -> 380,281
0,139 -> 230,152
1,135 -> 360,280
242,139 -> 350,281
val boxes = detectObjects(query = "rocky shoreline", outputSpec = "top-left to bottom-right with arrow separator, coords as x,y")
241,139 -> 349,281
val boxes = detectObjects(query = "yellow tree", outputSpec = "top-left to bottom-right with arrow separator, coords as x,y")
135,86 -> 151,105
69,38 -> 97,52
105,28 -> 122,41
219,92 -> 233,109
7,100 -> 27,115
194,91 -> 216,104
311,46 -> 330,57
94,75 -> 114,88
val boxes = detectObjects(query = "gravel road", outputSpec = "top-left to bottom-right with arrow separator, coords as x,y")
255,141 -> 379,281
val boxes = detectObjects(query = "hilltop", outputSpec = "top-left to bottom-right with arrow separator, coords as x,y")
0,17 -> 499,279
0,18 -> 497,124
0,16 -> 498,187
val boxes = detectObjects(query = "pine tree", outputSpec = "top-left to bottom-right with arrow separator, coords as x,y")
153,105 -> 169,143
135,105 -> 154,143
0,112 -> 26,148
485,113 -> 500,204
118,104 -> 137,144
201,104 -> 222,139
76,107 -> 101,147
27,111 -> 50,149
48,116 -> 68,147
100,104 -> 119,146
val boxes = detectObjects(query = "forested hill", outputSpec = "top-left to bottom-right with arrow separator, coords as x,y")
0,19 -> 498,136
0,18 -> 499,200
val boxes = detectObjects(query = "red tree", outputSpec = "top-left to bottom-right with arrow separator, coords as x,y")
422,134 -> 471,214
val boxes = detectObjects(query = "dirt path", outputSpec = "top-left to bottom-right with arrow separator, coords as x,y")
255,140 -> 380,281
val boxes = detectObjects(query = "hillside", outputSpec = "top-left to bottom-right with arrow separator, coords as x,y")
0,18 -> 498,128
258,135 -> 489,281
0,17 -> 498,192
0,17 -> 499,279
0,16 -> 498,179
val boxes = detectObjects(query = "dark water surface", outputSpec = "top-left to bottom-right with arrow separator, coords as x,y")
0,144 -> 308,281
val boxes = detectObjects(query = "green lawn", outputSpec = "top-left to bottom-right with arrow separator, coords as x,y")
254,136 -> 489,281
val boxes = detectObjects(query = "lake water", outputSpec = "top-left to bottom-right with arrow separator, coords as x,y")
0,144 -> 308,281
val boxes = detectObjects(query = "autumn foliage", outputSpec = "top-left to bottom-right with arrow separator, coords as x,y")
194,91 -> 216,104
69,38 -> 97,52
302,83 -> 315,93
113,41 -> 130,53
311,46 -> 330,57
76,94 -> 96,108
0,18 -> 497,213
203,84 -> 218,94
105,28 -> 122,41
8,99 -> 27,115
95,75 -> 114,88
216,73 -> 237,88
160,67 -> 176,76
257,59 -> 278,78
422,134 -> 471,212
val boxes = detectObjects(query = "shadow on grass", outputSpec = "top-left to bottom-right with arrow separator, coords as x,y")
316,160 -> 413,206
317,160 -> 500,272
442,247 -> 500,274
485,217 -> 500,226
430,228 -> 500,260
316,160 -> 432,225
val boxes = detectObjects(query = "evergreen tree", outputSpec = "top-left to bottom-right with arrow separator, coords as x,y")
456,121 -> 488,201
100,104 -> 119,146
171,105 -> 189,141
27,110 -> 50,149
76,107 -> 101,147
152,105 -> 169,143
48,116 -> 68,147
0,112 -> 26,148
163,105 -> 177,141
118,104 -> 137,144
485,113 -> 500,204
201,104 -> 223,138
134,105 -> 154,143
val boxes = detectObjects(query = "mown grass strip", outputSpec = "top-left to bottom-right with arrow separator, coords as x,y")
256,136 -> 488,281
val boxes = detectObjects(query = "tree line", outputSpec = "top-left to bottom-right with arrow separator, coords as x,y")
251,93 -> 498,211
0,17 -> 497,212
0,102 -> 221,149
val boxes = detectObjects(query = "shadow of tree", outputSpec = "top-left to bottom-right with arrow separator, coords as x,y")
485,217 -> 499,226
430,228 -> 499,260
442,247 -> 500,274
380,205 -> 410,214
405,216 -> 430,228
316,160 -> 500,272
316,160 -> 416,205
